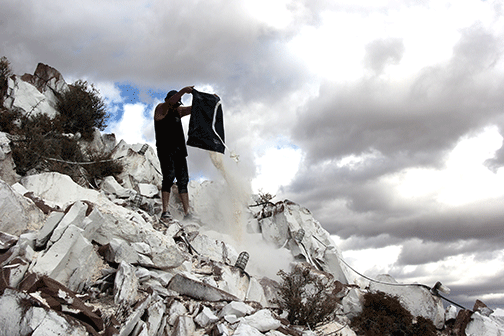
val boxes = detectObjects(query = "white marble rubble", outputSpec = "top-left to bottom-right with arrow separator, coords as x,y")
0,179 -> 45,235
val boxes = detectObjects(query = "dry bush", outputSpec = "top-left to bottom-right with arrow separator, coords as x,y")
83,151 -> 123,188
11,113 -> 65,175
275,265 -> 340,328
56,79 -> 109,141
0,107 -> 22,134
350,291 -> 437,336
0,56 -> 13,105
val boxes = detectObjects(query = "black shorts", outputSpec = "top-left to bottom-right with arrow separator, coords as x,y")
157,149 -> 189,193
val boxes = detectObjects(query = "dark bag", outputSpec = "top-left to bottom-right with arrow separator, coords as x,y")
187,89 -> 225,154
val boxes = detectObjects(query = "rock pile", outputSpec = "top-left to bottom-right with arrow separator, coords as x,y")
1,62 -> 504,335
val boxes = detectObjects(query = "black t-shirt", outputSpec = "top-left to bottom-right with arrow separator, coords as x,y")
154,106 -> 187,157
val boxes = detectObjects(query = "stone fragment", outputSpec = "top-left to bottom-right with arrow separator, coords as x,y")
167,273 -> 239,302
241,309 -> 281,332
445,305 -> 458,322
145,297 -> 166,335
214,323 -> 230,336
21,172 -> 105,209
114,261 -> 138,305
3,75 -> 59,118
20,275 -> 104,334
111,140 -> 162,190
105,238 -> 140,265
22,63 -> 69,102
474,299 -> 494,317
0,179 -> 45,235
190,233 -> 239,264
0,231 -> 18,249
168,300 -> 188,326
315,321 -> 357,336
465,311 -> 504,336
1,257 -> 30,288
35,211 -> 64,248
100,176 -> 133,198
195,306 -> 219,327
0,288 -> 89,336
341,287 -> 364,319
246,276 -> 269,306
234,322 -> 264,336
138,183 -> 159,198
31,224 -> 103,291
0,132 -> 17,185
118,295 -> 153,336
219,301 -> 254,318
171,315 -> 196,336
48,201 -> 88,245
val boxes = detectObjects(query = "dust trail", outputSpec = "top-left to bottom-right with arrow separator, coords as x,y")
201,152 -> 294,280
209,151 -> 251,242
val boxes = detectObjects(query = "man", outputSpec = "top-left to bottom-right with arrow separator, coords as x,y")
154,86 -> 194,222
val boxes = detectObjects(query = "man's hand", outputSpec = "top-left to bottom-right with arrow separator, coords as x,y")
183,86 -> 194,94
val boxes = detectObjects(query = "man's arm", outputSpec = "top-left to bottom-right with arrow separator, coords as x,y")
166,86 -> 194,106
178,106 -> 191,118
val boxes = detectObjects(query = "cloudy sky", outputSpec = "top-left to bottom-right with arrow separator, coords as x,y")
3,0 -> 504,309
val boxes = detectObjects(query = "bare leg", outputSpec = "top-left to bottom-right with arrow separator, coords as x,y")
162,191 -> 170,213
180,192 -> 190,215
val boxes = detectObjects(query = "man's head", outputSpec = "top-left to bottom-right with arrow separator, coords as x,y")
165,90 -> 182,106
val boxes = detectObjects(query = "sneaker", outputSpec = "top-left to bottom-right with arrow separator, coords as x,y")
160,211 -> 173,221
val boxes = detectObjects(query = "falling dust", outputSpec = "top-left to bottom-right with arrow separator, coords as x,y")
209,151 -> 250,242
198,151 -> 294,280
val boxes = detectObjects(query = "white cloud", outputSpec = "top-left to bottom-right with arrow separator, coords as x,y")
252,144 -> 303,196
108,103 -> 154,146
389,126 -> 504,206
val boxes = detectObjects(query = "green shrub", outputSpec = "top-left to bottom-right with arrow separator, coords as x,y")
350,291 -> 437,336
56,79 -> 109,141
275,265 -> 340,328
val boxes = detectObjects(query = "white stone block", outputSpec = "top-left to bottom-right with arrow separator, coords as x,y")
241,309 -> 281,332
220,301 -> 254,318
195,306 -> 219,327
